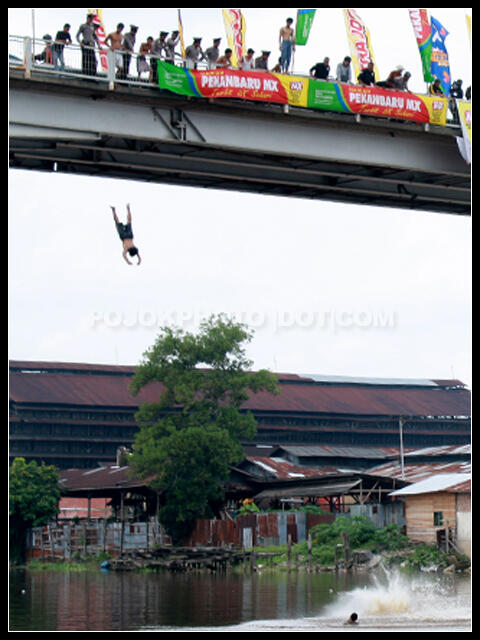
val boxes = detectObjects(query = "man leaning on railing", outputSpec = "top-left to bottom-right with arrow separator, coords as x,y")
76,13 -> 99,76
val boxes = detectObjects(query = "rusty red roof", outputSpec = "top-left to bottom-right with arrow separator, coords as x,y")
245,456 -> 340,479
369,459 -> 471,482
9,360 -> 471,418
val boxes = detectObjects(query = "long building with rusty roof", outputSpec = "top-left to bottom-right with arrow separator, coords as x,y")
9,360 -> 471,469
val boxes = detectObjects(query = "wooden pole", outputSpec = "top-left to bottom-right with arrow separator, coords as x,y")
399,417 -> 406,480
308,533 -> 312,572
120,492 -> 125,554
341,531 -> 351,568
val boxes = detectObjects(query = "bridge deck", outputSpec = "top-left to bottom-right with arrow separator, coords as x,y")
9,68 -> 470,215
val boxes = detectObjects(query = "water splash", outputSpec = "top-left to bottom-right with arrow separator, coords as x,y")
321,566 -> 471,625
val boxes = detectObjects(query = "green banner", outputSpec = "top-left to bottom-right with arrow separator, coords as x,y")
295,9 -> 316,45
307,80 -> 345,112
157,60 -> 199,97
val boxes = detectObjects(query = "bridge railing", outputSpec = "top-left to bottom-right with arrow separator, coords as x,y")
10,35 -> 462,127
9,35 -> 216,90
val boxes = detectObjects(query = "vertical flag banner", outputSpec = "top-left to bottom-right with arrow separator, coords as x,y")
222,9 -> 246,68
343,9 -> 380,82
89,9 -> 108,71
295,9 -> 316,45
430,16 -> 451,96
178,9 -> 186,59
456,101 -> 471,164
408,9 -> 434,83
466,14 -> 471,47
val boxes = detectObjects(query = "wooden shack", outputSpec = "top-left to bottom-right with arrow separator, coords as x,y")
390,474 -> 471,557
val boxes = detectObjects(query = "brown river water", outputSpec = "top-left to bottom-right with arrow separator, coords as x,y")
9,566 -> 471,632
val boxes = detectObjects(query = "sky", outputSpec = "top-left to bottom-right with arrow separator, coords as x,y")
8,8 -> 472,387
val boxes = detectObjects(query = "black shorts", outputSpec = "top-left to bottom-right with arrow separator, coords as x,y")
116,222 -> 133,240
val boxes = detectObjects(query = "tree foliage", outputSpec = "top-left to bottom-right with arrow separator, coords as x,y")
9,457 -> 62,562
130,315 -> 279,541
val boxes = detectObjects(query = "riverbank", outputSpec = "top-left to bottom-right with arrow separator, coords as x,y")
23,543 -> 470,575
20,516 -> 470,575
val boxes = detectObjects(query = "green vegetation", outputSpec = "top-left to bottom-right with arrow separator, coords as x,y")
252,516 -> 469,572
129,314 -> 279,543
9,458 -> 62,564
25,554 -> 111,572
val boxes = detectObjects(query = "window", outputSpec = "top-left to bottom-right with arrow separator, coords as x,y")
433,511 -> 444,526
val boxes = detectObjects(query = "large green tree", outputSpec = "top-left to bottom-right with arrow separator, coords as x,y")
130,315 -> 279,541
9,457 -> 62,562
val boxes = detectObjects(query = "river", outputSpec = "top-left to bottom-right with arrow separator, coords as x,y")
9,566 -> 471,632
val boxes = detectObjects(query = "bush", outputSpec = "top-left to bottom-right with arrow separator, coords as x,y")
372,523 -> 409,552
404,543 -> 449,569
310,515 -> 377,549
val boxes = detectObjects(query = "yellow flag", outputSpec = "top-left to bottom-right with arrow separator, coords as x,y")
222,9 -> 246,67
178,9 -> 186,58
343,9 -> 380,82
466,14 -> 471,47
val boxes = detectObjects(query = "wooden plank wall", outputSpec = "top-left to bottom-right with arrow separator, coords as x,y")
404,493 -> 456,544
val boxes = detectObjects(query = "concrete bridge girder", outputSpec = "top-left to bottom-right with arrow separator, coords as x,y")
9,76 -> 471,215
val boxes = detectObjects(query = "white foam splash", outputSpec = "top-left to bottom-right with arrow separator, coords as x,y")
322,566 -> 471,624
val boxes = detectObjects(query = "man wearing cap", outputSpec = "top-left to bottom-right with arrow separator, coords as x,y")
255,50 -> 270,71
150,30 -> 168,82
121,24 -> 138,79
185,37 -> 205,69
76,13 -> 99,75
165,30 -> 180,65
205,37 -> 222,69
279,17 -> 295,73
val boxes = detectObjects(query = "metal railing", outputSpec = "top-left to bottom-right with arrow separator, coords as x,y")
9,35 -> 462,126
9,35 -> 213,90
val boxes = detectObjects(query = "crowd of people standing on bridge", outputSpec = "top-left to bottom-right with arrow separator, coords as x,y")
36,13 -> 471,107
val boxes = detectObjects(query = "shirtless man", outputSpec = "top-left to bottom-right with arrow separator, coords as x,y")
105,23 -> 124,75
111,204 -> 141,265
279,17 -> 295,73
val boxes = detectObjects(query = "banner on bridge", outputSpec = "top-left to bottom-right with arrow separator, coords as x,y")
157,62 -> 448,126
307,79 -> 448,125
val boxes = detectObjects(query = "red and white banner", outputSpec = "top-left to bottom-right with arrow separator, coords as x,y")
89,9 -> 108,71
222,9 -> 246,68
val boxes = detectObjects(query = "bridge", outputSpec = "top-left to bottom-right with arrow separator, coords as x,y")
9,39 -> 471,215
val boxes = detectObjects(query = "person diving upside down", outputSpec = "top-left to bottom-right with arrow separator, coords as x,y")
111,204 -> 141,265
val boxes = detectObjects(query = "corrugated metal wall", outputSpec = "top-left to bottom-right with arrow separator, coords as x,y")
185,512 -> 335,547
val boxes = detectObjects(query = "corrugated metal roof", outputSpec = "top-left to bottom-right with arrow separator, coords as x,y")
302,374 -> 439,386
59,464 -> 147,492
389,473 -> 471,496
370,460 -> 471,482
255,479 -> 362,500
273,445 -> 405,459
245,456 -> 340,479
404,444 -> 471,457
9,361 -> 471,418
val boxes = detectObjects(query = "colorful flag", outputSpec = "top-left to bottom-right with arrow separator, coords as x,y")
295,9 -> 316,45
222,9 -> 246,68
178,9 -> 186,59
408,9 -> 434,83
456,100 -> 471,164
466,14 -> 471,47
89,9 -> 108,71
343,9 -> 380,82
430,17 -> 451,96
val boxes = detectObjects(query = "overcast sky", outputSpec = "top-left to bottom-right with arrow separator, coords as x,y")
8,8 -> 471,386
